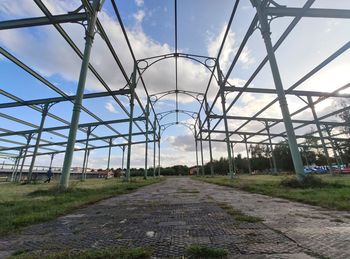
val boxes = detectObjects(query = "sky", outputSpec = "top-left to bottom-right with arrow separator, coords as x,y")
0,0 -> 350,170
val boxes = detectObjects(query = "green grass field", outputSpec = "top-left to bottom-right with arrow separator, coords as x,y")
195,174 -> 350,211
0,177 -> 162,236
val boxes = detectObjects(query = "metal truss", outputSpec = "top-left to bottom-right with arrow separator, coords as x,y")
0,0 -> 349,188
194,0 -> 350,180
0,0 -> 159,186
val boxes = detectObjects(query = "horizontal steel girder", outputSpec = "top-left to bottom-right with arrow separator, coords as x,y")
209,114 -> 347,127
0,137 -> 59,153
0,89 -> 102,142
200,138 -> 332,148
21,140 -> 155,158
201,129 -> 347,142
0,131 -> 155,152
0,89 -> 130,109
0,117 -> 146,137
0,13 -> 88,30
265,7 -> 350,19
224,85 -> 350,98
0,47 -> 131,142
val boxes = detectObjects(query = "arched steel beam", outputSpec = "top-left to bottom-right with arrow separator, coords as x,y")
157,109 -> 197,122
150,90 -> 204,105
160,122 -> 195,137
136,52 -> 217,123
136,52 -> 217,82
160,122 -> 194,138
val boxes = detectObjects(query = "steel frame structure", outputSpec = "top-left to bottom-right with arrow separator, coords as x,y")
0,0 -> 349,188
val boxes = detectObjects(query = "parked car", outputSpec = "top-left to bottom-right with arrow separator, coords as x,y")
333,167 -> 350,174
304,166 -> 329,174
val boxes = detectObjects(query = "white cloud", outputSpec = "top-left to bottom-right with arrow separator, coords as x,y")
207,26 -> 255,72
105,102 -> 118,113
167,134 -> 195,152
0,1 -> 217,103
133,10 -> 145,24
0,0 -> 42,17
135,0 -> 144,7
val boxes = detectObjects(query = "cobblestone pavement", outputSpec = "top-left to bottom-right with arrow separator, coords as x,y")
0,177 -> 349,258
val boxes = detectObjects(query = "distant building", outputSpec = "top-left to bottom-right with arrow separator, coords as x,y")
97,169 -> 114,178
189,166 -> 199,175
71,167 -> 83,173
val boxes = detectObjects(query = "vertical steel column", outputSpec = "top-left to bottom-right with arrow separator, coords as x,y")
301,146 -> 309,167
81,126 -> 92,180
59,0 -> 104,188
230,143 -> 237,175
333,139 -> 344,166
11,148 -> 23,182
49,153 -> 55,179
265,121 -> 277,174
198,117 -> 205,176
82,151 -> 88,180
28,103 -> 49,182
194,128 -> 199,176
144,99 -> 149,179
126,63 -> 137,182
244,135 -> 252,174
325,126 -> 342,171
49,153 -> 54,168
251,0 -> 305,181
307,96 -> 333,174
18,134 -> 33,182
107,138 -> 112,170
267,145 -> 273,172
85,149 -> 91,178
157,127 -> 161,177
205,99 -> 214,176
121,145 -> 125,170
10,157 -> 19,182
153,118 -> 156,177
217,64 -> 234,179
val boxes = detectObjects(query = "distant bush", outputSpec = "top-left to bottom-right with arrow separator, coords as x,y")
280,175 -> 343,188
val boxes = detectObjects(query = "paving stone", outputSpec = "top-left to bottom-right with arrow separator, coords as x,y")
1,178 -> 349,258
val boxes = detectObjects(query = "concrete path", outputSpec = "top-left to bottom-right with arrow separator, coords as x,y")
1,177 -> 349,258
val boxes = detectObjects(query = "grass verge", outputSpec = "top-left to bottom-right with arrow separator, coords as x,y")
194,174 -> 350,210
186,245 -> 228,258
11,246 -> 152,259
0,177 -> 162,236
218,202 -> 263,223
